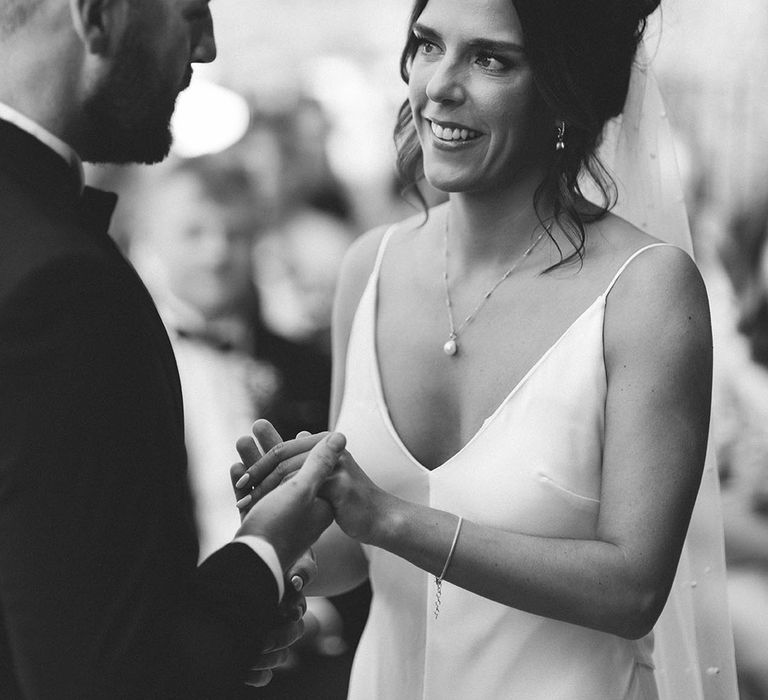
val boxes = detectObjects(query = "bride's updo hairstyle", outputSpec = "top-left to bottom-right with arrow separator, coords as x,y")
395,0 -> 661,267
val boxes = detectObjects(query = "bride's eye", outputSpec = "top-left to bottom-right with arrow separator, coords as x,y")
475,52 -> 509,72
413,34 -> 440,56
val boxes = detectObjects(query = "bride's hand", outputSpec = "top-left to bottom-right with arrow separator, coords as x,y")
319,449 -> 395,544
230,420 -> 327,519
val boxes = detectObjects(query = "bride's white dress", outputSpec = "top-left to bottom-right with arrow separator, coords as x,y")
335,228 -> 733,699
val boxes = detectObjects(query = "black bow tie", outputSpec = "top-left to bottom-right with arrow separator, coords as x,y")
78,186 -> 118,237
175,327 -> 236,352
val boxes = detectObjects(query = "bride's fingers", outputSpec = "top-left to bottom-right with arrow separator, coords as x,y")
236,433 -> 328,493
235,426 -> 314,481
247,451 -> 319,503
230,461 -> 252,512
235,434 -> 263,468
234,418 -> 283,473
234,442 -> 327,512
252,419 -> 284,453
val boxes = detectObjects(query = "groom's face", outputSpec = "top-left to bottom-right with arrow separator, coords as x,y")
80,0 -> 216,165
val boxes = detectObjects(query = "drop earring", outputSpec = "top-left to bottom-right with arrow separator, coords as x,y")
556,121 -> 566,151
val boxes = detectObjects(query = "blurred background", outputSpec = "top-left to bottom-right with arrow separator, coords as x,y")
88,1 -> 768,697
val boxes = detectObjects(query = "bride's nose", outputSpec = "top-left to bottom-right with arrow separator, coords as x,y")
425,57 -> 466,106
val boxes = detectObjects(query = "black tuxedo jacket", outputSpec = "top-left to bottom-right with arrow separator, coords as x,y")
0,120 -> 280,699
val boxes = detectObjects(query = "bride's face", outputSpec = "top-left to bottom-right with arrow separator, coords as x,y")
407,0 -> 551,194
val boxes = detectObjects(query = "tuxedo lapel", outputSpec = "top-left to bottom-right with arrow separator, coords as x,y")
104,237 -> 187,431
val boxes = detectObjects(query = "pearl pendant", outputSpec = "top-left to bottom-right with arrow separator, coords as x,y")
443,339 -> 458,356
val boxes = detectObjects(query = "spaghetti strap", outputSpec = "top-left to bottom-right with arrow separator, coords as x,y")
602,243 -> 675,297
370,224 -> 398,283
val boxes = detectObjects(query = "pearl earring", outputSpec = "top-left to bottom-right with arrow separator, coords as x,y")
556,122 -> 566,152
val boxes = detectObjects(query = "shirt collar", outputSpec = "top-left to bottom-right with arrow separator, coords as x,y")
0,101 -> 85,193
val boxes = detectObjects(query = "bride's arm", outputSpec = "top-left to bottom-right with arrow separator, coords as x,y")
321,245 -> 712,639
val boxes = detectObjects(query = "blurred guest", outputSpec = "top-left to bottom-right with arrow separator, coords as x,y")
131,153 -> 366,698
714,198 -> 768,700
254,207 -> 354,351
238,104 -> 357,349
131,153 -> 333,558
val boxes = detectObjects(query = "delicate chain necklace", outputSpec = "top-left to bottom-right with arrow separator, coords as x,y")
441,213 -> 546,357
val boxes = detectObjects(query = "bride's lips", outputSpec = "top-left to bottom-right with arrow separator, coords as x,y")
424,117 -> 483,149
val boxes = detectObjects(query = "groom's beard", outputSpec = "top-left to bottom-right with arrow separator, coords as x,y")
80,30 -> 188,165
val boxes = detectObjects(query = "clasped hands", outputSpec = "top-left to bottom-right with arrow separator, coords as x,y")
227,419 -> 390,686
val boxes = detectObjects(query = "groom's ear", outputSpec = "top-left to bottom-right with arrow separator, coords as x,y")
69,0 -> 131,55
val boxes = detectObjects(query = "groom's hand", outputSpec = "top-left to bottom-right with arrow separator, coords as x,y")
244,594 -> 306,688
230,421 -> 326,519
235,431 -> 346,573
286,548 -> 317,594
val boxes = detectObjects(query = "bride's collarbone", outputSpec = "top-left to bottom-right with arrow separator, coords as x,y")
375,314 -> 561,453
376,279 -> 608,453
375,234 -> 639,438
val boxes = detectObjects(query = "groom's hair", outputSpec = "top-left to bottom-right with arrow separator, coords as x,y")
0,0 -> 45,33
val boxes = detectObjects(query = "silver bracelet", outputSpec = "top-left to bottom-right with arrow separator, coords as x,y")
434,516 -> 463,619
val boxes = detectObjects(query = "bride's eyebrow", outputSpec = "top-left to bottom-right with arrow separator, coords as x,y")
412,22 -> 440,40
466,38 -> 525,55
412,22 -> 524,54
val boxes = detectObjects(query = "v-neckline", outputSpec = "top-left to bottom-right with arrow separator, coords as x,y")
369,281 -> 607,474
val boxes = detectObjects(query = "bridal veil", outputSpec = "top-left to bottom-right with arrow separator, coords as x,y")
589,49 -> 738,699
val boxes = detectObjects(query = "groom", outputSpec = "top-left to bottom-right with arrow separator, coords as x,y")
0,0 -> 339,697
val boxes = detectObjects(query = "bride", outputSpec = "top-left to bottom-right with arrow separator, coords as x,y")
234,0 -> 737,697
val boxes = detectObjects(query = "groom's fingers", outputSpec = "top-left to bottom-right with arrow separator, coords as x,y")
279,589 -> 308,622
237,422 -> 318,475
290,433 -> 346,495
237,434 -> 327,493
247,648 -> 290,671
263,618 -> 304,652
244,668 -> 274,688
248,448 -> 327,502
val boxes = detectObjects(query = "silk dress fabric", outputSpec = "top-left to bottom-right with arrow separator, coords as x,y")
337,230 -> 673,700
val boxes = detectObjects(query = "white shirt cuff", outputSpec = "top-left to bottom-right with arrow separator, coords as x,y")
232,535 -> 285,602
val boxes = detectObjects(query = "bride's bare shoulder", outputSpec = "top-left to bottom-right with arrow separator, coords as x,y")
592,212 -> 710,368
338,208 -> 438,297
578,211 -> 696,288
333,209 -> 433,329
587,211 -> 661,259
